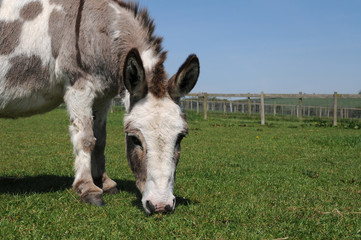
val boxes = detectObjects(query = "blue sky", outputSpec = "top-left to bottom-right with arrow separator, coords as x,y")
139,1 -> 361,94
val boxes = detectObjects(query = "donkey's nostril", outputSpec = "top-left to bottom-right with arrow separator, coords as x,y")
146,200 -> 156,213
165,204 -> 173,213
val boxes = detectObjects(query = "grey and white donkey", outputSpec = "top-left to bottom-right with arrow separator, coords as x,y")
0,0 -> 199,214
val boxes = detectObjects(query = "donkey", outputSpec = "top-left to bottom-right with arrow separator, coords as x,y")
0,0 -> 199,214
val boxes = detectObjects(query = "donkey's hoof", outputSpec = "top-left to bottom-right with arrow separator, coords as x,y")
82,193 -> 106,206
104,186 -> 119,194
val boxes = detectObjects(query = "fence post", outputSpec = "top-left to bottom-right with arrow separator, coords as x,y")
248,93 -> 251,117
333,91 -> 338,126
260,92 -> 265,125
298,92 -> 303,121
203,93 -> 208,120
110,99 -> 114,113
273,104 -> 276,117
197,96 -> 200,114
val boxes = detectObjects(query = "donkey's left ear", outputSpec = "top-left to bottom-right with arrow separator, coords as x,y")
123,48 -> 147,99
168,54 -> 199,100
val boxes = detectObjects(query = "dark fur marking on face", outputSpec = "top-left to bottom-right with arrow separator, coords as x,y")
126,132 -> 147,193
5,55 -> 50,90
0,20 -> 22,55
20,1 -> 43,21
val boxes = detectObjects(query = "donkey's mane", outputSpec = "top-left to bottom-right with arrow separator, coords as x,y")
112,0 -> 164,55
112,0 -> 169,98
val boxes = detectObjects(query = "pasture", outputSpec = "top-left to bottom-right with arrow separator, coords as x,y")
1,108 -> 360,239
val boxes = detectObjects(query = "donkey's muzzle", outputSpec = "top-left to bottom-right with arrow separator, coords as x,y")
146,198 -> 175,214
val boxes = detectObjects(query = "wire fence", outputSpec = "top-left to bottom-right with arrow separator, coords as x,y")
179,92 -> 361,125
180,99 -> 361,119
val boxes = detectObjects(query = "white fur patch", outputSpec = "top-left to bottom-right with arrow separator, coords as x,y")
108,1 -> 121,15
0,0 -> 34,21
141,49 -> 159,72
14,0 -> 62,66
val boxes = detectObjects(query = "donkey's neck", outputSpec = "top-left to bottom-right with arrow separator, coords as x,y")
108,1 -> 161,68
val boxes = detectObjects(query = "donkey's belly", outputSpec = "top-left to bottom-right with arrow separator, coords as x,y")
0,52 -> 66,118
0,83 -> 65,118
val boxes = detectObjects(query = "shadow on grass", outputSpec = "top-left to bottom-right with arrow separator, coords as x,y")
0,175 -> 73,194
0,176 -> 139,196
0,175 -> 197,210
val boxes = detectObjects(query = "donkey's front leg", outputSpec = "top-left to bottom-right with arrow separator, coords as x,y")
92,102 -> 118,194
65,81 -> 104,206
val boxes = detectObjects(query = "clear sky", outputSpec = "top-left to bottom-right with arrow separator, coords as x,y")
138,0 -> 361,94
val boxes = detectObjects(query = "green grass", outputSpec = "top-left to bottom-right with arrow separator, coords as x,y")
1,108 -> 361,239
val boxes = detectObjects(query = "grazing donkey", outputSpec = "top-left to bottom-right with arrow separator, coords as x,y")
0,0 -> 199,214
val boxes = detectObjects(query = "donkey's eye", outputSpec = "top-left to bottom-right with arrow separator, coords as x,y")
129,135 -> 143,149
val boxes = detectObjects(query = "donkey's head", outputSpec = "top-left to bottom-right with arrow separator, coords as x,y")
123,49 -> 199,214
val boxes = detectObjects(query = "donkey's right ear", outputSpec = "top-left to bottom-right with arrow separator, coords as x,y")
123,48 -> 147,98
168,54 -> 199,101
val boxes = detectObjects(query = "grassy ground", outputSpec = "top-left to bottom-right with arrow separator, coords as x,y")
1,108 -> 360,239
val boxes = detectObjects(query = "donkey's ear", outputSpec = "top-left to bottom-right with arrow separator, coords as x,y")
123,48 -> 147,98
168,54 -> 199,100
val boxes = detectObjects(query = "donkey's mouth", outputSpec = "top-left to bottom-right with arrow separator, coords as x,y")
145,199 -> 175,214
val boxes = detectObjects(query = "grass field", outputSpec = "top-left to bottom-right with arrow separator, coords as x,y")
1,108 -> 361,239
